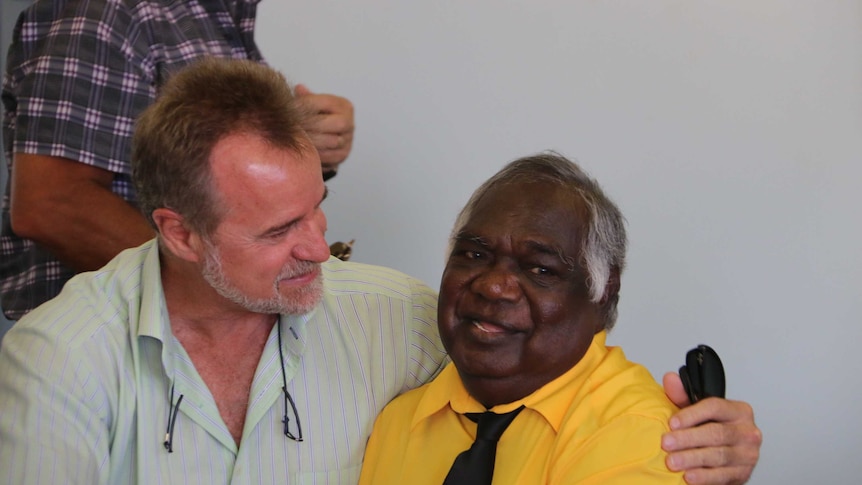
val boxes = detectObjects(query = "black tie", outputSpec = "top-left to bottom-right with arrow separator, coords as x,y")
443,405 -> 525,485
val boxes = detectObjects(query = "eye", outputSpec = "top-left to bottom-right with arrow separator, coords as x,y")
449,237 -> 490,265
529,266 -> 552,276
449,247 -> 488,265
261,223 -> 296,242
268,228 -> 290,240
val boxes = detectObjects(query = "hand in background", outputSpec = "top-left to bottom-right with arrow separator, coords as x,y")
295,84 -> 355,176
662,372 -> 762,485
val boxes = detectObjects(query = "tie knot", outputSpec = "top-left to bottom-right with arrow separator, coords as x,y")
470,405 -> 525,442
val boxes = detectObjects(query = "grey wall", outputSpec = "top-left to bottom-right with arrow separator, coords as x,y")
257,1 -> 861,483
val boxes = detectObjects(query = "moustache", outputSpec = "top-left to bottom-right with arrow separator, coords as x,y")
278,261 -> 321,280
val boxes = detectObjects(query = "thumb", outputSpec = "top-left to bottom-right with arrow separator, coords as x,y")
663,372 -> 692,409
294,83 -> 313,97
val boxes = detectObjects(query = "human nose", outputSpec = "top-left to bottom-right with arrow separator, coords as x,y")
469,263 -> 523,302
294,211 -> 330,263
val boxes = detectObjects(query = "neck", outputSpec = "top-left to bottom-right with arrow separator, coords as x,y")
160,251 -> 276,341
172,310 -> 277,344
459,373 -> 551,409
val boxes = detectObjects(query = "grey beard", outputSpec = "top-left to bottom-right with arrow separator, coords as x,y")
202,249 -> 323,315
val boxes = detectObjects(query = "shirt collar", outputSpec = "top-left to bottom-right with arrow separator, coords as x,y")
132,239 -> 181,379
136,240 -> 169,340
411,331 -> 610,433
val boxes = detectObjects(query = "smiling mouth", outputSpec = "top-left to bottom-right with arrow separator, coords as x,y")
279,265 -> 321,287
470,319 -> 513,334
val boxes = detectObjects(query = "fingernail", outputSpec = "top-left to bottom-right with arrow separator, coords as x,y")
666,453 -> 681,470
662,433 -> 676,450
669,416 -> 681,430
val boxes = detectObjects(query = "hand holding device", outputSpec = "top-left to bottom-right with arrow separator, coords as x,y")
679,344 -> 726,403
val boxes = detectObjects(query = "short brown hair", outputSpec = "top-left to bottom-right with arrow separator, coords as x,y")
132,57 -> 311,236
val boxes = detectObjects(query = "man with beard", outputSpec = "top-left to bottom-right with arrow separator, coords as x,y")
1,0 -> 355,321
0,58 -> 447,483
0,60 -> 759,484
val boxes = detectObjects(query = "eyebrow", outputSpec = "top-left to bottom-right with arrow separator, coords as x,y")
453,233 -> 490,250
455,232 -> 482,242
524,240 -> 577,271
457,232 -> 561,255
524,240 -> 563,257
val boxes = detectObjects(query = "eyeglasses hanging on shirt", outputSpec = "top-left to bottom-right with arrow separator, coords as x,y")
163,316 -> 303,452
277,316 -> 303,441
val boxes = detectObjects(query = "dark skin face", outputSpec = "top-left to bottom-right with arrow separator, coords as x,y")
439,181 -> 610,408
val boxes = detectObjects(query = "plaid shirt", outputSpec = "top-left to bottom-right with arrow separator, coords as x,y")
1,0 -> 263,320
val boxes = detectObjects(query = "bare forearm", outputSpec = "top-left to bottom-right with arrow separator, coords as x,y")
16,188 -> 153,271
10,154 -> 155,272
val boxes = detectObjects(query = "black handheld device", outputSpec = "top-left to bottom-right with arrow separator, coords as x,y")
679,344 -> 726,403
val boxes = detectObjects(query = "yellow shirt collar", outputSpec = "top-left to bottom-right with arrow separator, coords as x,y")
412,331 -> 611,433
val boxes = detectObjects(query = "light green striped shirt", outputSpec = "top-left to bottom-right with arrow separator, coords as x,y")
0,239 -> 449,484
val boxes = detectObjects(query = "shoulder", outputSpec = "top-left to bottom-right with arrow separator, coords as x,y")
9,242 -> 152,352
7,0 -> 167,62
15,0 -> 148,25
546,346 -> 683,482
370,381 -> 431,435
322,258 -> 438,303
318,258 -> 442,353
582,346 -> 678,428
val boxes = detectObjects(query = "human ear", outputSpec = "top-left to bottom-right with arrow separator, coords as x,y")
599,266 -> 621,304
591,267 -> 621,334
152,208 -> 205,263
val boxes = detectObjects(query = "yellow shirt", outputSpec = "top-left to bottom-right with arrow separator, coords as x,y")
359,332 -> 685,484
